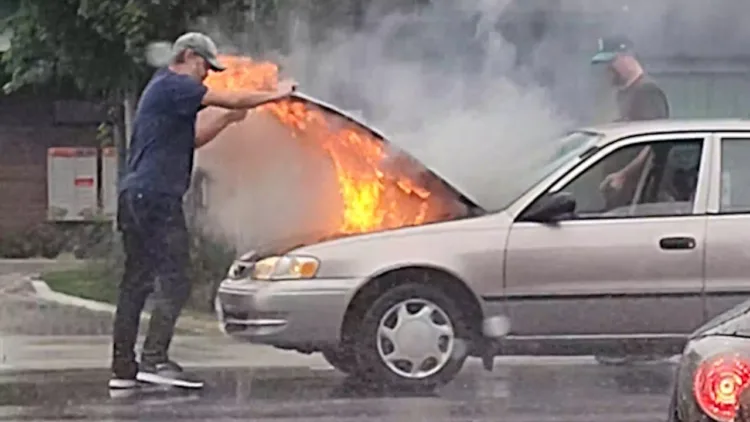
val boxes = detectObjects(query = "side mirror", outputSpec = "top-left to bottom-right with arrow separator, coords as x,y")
521,192 -> 576,223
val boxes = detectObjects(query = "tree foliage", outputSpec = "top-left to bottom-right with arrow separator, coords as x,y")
0,0 -> 413,100
0,0 -> 248,101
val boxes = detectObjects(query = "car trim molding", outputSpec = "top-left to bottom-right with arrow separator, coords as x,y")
483,290 -> 750,301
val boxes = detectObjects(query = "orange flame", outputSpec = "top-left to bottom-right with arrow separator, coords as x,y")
204,55 -> 459,236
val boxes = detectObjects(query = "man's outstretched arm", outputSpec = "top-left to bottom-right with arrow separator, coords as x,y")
194,79 -> 297,148
201,79 -> 297,109
195,107 -> 246,148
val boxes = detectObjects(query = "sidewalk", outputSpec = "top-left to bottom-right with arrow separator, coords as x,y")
0,269 -> 220,336
0,269 -> 331,373
0,258 -> 86,277
0,335 -> 329,372
0,275 -> 115,336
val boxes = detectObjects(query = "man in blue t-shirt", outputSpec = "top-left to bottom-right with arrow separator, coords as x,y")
110,32 -> 296,391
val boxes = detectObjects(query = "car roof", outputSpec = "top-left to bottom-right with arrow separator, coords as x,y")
580,119 -> 750,145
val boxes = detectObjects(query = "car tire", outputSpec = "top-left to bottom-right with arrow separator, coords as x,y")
353,282 -> 473,391
322,347 -> 358,375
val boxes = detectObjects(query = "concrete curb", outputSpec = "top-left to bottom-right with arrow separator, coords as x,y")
27,274 -> 222,336
30,278 -> 116,313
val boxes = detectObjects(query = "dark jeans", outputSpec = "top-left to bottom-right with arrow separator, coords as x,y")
112,189 -> 191,375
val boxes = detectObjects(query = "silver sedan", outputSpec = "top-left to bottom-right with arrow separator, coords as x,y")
216,117 -> 750,390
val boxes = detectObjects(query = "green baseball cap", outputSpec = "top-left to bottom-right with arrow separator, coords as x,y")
591,35 -> 634,64
171,32 -> 226,72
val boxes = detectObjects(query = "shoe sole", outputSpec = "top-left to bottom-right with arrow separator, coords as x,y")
108,378 -> 138,389
109,388 -> 138,399
136,372 -> 204,389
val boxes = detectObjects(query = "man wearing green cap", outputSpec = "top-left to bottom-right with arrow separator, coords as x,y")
110,32 -> 297,391
592,35 -> 670,197
591,36 -> 671,367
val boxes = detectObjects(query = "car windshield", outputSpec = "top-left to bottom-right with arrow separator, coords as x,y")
487,130 -> 603,211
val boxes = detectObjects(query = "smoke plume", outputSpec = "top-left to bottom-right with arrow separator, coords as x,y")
188,0 -> 746,253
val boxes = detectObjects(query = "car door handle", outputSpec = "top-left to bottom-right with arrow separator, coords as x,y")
659,236 -> 696,250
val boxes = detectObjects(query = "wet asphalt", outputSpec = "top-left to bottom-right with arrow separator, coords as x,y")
0,358 -> 675,422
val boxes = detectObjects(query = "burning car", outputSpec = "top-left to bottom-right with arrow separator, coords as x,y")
205,56 -> 750,389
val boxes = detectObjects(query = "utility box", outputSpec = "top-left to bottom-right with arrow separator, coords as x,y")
47,147 -> 98,221
101,146 -> 118,219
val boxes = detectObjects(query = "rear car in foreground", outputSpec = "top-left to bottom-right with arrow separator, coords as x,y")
215,113 -> 750,390
668,301 -> 750,422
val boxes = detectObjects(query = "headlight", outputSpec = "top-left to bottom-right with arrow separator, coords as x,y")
251,255 -> 320,281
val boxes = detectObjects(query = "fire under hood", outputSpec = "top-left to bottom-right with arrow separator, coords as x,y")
291,92 -> 484,209
231,92 -> 487,258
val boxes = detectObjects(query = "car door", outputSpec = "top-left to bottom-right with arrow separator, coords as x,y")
704,133 -> 750,320
502,132 -> 711,345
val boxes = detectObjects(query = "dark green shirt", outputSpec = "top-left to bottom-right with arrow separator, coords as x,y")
616,75 -> 670,121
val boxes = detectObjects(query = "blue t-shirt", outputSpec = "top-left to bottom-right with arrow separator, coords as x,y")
119,69 -> 208,198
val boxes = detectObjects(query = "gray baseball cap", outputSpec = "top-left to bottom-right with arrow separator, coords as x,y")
171,32 -> 226,72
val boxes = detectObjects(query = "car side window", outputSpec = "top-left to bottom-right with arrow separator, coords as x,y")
720,138 -> 750,213
554,139 -> 704,219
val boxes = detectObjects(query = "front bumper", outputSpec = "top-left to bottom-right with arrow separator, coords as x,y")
214,277 -> 364,349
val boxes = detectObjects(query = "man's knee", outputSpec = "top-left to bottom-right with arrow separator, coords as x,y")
151,272 -> 192,319
156,243 -> 190,288
154,247 -> 192,305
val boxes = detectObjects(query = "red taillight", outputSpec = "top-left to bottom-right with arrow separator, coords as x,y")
694,354 -> 750,422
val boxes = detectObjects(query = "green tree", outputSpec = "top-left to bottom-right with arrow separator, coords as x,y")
0,0 -> 266,181
0,0 -> 290,311
0,0 -> 250,99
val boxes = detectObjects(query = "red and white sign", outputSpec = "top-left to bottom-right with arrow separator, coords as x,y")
47,147 -> 99,221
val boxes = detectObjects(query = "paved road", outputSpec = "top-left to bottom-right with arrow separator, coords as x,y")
0,266 -> 675,421
0,360 -> 675,421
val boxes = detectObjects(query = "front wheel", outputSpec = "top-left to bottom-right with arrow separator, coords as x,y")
353,282 -> 474,391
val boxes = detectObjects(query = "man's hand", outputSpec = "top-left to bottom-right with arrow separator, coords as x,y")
224,109 -> 248,123
271,79 -> 297,100
600,171 -> 626,193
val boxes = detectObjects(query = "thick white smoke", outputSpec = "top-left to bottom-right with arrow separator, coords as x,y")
269,0 -> 574,209
187,0 -> 745,253
189,0 -> 570,253
192,106 -> 344,252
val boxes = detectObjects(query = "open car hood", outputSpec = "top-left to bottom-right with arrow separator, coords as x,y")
289,92 -> 484,210
193,91 -> 485,256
